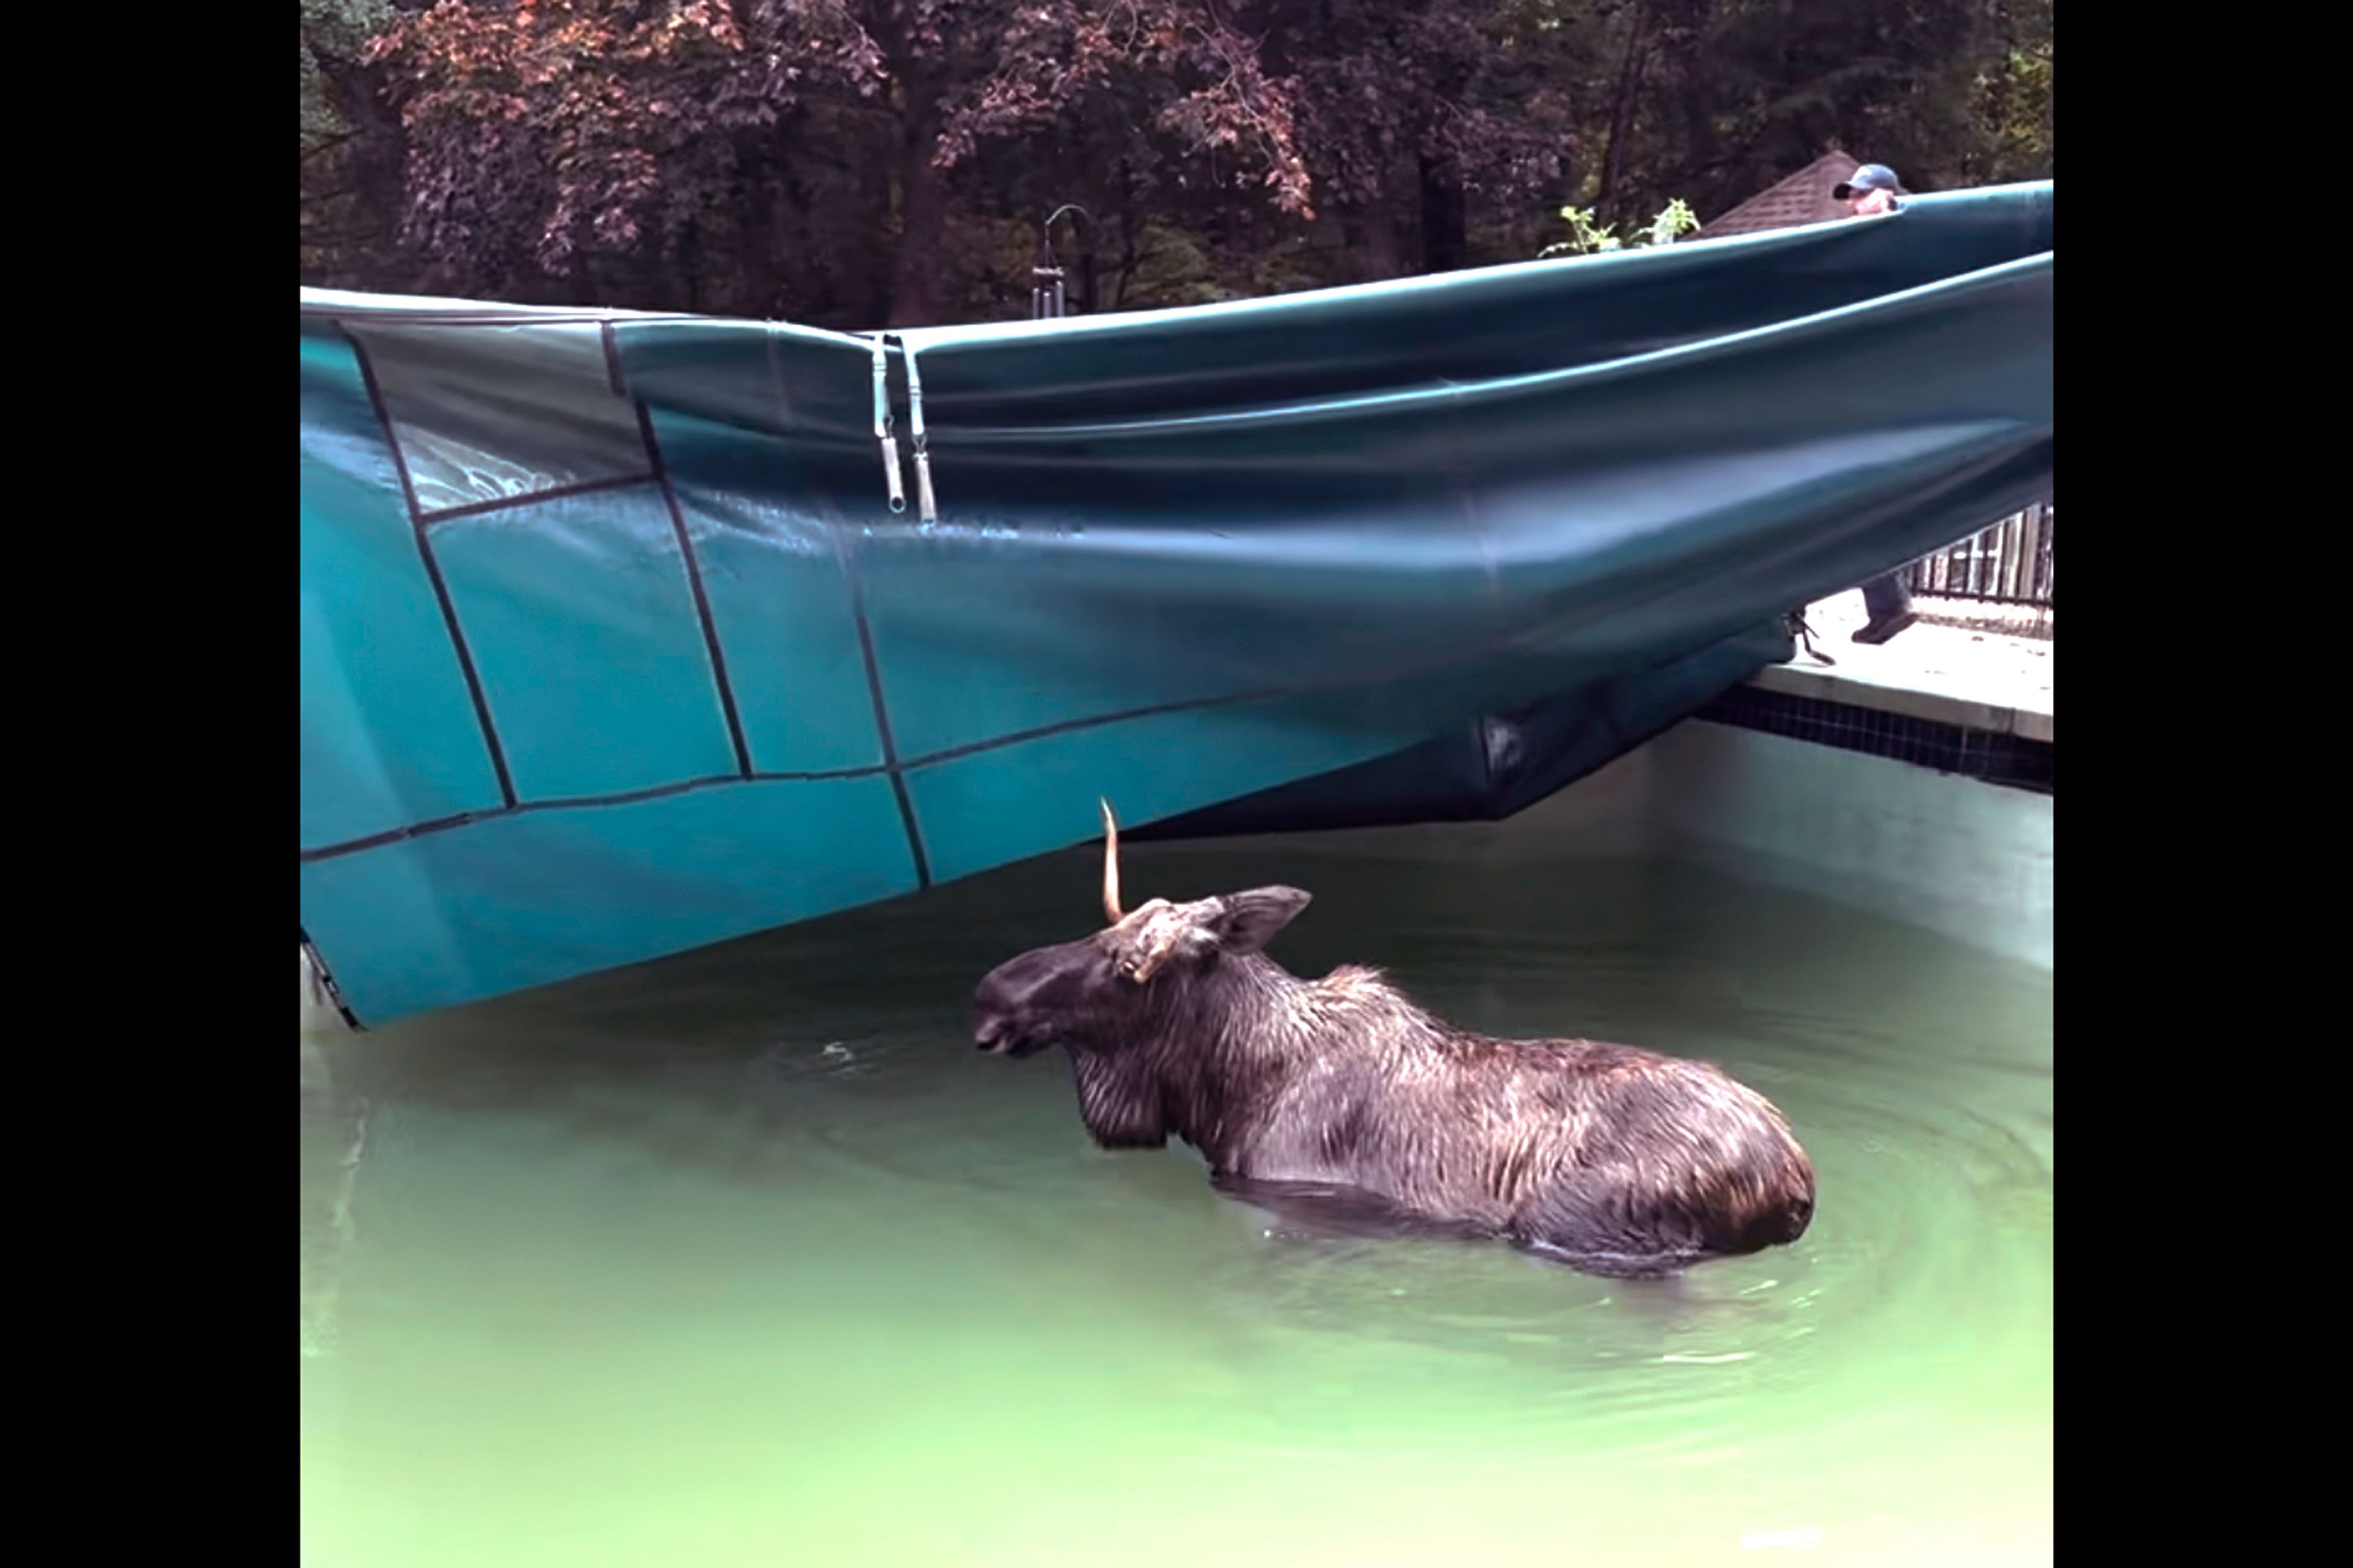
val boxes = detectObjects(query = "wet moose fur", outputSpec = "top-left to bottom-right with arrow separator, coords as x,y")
972,812 -> 1816,1279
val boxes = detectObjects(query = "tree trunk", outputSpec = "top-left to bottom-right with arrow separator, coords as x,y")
1597,1 -> 1653,208
734,152 -> 782,319
1110,159 -> 1141,310
1417,152 -> 1466,274
889,78 -> 947,328
678,218 -> 704,313
308,53 -> 414,293
1349,157 -> 1415,282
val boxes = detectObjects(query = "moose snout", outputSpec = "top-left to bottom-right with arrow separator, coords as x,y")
972,1008 -> 1015,1055
971,948 -> 1070,1057
971,962 -> 1025,1055
971,1005 -> 1047,1058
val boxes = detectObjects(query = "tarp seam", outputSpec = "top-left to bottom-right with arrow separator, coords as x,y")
338,322 -> 520,810
635,399 -> 755,778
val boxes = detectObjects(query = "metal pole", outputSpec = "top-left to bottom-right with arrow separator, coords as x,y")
1029,204 -> 1093,319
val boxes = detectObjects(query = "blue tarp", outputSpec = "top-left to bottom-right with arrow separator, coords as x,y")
301,181 -> 2052,1025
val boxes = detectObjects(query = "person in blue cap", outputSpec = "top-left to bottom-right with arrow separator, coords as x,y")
1836,162 -> 1919,645
1835,162 -> 1906,218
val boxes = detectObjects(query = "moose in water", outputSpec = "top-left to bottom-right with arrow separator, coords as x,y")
972,803 -> 1816,1279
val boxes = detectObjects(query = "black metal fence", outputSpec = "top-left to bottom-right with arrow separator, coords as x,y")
1900,501 -> 2053,608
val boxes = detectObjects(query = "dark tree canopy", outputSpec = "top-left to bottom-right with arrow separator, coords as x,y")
300,0 -> 2053,330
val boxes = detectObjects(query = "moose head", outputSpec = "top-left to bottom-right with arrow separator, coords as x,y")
972,801 -> 1310,1059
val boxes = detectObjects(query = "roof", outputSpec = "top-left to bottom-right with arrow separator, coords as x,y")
1700,151 -> 1862,238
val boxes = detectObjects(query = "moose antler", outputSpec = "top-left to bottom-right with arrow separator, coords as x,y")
1100,797 -> 1123,923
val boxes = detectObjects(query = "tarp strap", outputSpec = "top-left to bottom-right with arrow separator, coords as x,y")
1784,610 -> 1837,667
898,338 -> 938,523
300,928 -> 364,1031
869,336 -> 906,514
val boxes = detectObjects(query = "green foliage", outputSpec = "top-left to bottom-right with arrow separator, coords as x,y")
300,0 -> 391,141
300,0 -> 2055,327
1973,0 -> 2055,183
301,0 -> 401,276
1541,197 -> 1697,257
1124,224 -> 1228,309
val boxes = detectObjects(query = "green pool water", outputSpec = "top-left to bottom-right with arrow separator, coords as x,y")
301,840 -> 2052,1566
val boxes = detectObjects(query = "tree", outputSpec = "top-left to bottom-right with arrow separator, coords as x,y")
305,0 -> 2055,327
366,1 -> 1313,325
303,0 -> 418,291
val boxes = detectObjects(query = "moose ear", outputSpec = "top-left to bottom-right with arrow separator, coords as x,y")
1209,887 -> 1313,953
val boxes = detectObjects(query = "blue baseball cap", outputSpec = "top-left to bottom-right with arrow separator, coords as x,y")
1832,164 -> 1903,200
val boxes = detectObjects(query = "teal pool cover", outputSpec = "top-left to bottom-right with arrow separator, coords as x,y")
301,182 -> 2052,1026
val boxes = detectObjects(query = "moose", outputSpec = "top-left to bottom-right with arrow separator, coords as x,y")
972,803 -> 1816,1279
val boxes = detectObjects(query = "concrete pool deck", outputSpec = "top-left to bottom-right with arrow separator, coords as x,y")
1764,589 -> 2053,742
1218,591 -> 2056,970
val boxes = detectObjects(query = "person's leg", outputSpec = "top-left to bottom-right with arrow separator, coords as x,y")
1854,573 -> 1917,644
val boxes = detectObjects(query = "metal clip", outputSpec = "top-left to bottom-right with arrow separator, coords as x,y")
901,339 -> 938,523
870,338 -> 906,513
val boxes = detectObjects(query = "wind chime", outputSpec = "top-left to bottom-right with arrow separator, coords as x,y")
1031,203 -> 1094,319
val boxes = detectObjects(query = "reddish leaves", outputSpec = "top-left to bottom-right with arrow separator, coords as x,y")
369,1 -> 1315,286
